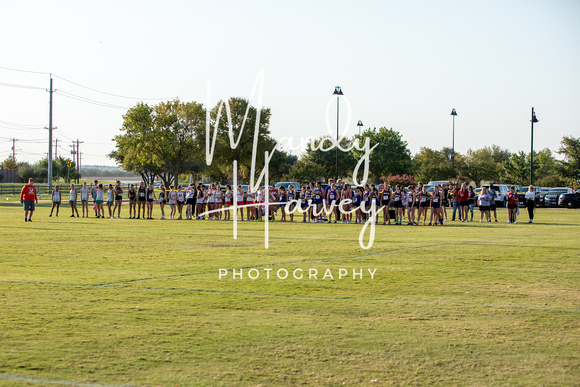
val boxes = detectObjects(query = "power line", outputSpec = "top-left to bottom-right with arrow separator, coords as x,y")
56,89 -> 130,109
0,119 -> 45,129
0,66 -> 50,75
0,81 -> 45,90
52,74 -> 176,101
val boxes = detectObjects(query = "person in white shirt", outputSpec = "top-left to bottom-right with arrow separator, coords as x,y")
524,186 -> 536,223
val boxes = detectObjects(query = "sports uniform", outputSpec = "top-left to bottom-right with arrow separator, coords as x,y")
81,188 -> 89,203
393,191 -> 403,208
138,187 -> 146,202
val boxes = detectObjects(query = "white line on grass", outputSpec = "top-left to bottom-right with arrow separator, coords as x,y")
1,280 -> 578,313
93,234 -> 538,287
0,373 -> 136,387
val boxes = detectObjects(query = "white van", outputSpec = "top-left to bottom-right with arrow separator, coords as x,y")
486,184 -> 520,207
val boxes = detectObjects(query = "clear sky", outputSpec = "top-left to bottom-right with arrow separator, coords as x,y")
1,0 -> 579,166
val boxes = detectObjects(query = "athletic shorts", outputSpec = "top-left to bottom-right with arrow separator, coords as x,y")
393,202 -> 402,208
420,202 -> 429,208
186,198 -> 195,205
147,199 -> 154,203
53,201 -> 61,205
314,198 -> 322,205
237,201 -> 244,206
138,198 -> 146,202
507,203 -> 517,209
161,200 -> 167,205
246,201 -> 254,205
96,200 -> 103,204
69,200 -> 75,204
224,201 -> 231,206
177,200 -> 184,206
490,204 -> 496,211
81,200 -> 87,203
23,200 -> 35,211
107,200 -> 113,204
116,195 -> 123,201
460,201 -> 468,206
168,200 -> 175,205
382,200 -> 390,206
442,199 -> 449,207
431,203 -> 440,209
479,205 -> 490,211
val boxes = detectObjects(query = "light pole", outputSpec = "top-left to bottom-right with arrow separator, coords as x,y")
357,120 -> 364,136
333,86 -> 343,181
530,107 -> 539,186
450,108 -> 457,168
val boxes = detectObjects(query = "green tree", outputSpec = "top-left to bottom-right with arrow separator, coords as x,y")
111,100 -> 206,188
299,136 -> 356,182
197,97 -> 273,183
504,151 -> 531,186
36,156 -> 79,182
353,127 -> 412,184
289,158 -> 327,183
2,157 -> 18,170
535,148 -> 558,182
412,147 -> 455,183
459,147 -> 501,187
557,135 -> 580,182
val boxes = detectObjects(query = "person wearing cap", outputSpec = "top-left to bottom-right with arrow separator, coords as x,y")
20,178 -> 38,222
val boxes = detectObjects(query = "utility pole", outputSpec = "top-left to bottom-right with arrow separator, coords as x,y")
54,138 -> 58,158
11,138 -> 16,160
76,139 -> 83,183
70,142 -> 76,180
47,75 -> 54,191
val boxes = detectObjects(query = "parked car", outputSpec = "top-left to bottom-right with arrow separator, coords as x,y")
558,190 -> 580,209
534,187 -> 551,207
274,182 -> 301,192
544,187 -> 574,207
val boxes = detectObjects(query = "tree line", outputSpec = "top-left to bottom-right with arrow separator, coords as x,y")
3,97 -> 579,188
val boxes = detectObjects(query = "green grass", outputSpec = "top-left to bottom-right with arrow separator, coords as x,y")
0,202 -> 579,386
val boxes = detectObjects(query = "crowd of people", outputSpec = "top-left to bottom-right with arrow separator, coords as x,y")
19,178 -> 538,225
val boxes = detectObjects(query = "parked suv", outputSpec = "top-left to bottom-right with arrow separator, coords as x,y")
544,187 -> 573,207
486,184 -> 520,207
558,190 -> 580,209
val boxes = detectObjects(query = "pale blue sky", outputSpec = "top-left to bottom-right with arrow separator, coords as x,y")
1,0 -> 579,166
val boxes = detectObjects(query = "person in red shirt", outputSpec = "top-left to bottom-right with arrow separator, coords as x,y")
20,177 -> 38,222
506,186 -> 519,224
458,183 -> 470,222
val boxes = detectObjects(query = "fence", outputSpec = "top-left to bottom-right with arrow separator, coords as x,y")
0,169 -> 21,184
0,184 -> 51,197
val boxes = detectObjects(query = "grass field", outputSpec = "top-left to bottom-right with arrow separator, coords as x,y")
0,201 -> 579,386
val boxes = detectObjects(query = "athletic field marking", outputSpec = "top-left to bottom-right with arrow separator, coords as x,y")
0,373 -> 135,387
93,234 -> 537,287
2,279 -> 578,314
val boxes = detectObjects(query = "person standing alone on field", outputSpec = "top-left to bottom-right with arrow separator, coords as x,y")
525,186 -> 536,224
20,177 -> 38,222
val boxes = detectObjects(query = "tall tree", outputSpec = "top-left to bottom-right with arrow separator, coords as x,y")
2,157 -> 18,170
199,97 -> 273,184
352,127 -> 412,184
111,100 -> 206,188
504,151 -> 531,186
557,135 -> 580,182
459,147 -> 500,187
300,136 -> 356,182
289,158 -> 327,183
412,147 -> 456,183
